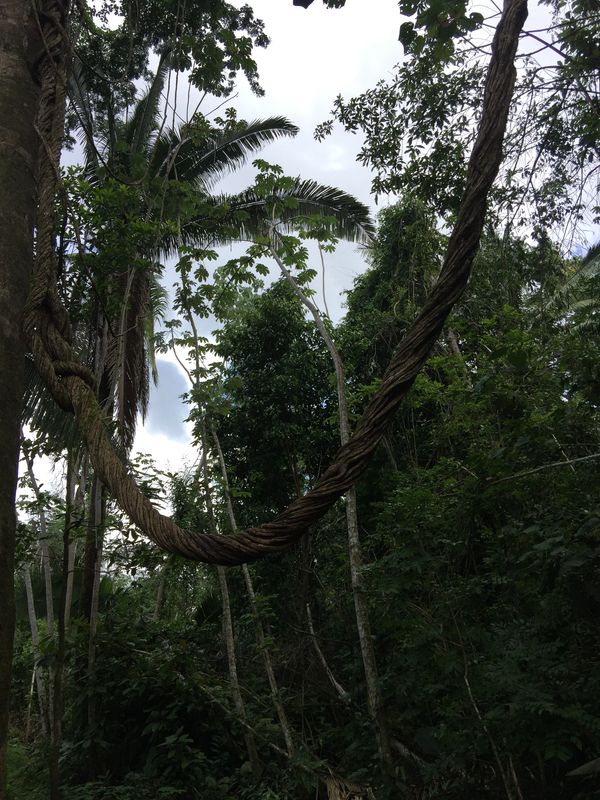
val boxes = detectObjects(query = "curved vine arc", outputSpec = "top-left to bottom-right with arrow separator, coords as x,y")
25,0 -> 528,566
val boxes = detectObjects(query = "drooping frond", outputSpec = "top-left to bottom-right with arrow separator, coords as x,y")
105,267 -> 151,450
149,117 -> 299,188
146,274 -> 169,386
224,179 -> 375,242
122,50 -> 172,158
22,357 -> 83,455
551,240 -> 600,310
172,179 -> 375,253
67,57 -> 109,179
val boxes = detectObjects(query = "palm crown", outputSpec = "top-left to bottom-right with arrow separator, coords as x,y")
32,53 -> 375,451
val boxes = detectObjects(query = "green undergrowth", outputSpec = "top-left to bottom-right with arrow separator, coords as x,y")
6,736 -> 48,800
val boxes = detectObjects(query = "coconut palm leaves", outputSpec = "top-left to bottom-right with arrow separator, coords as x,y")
554,241 -> 600,309
54,56 -> 374,450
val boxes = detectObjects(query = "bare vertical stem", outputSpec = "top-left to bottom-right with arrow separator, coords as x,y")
22,444 -> 56,735
211,421 -> 295,757
64,458 -> 84,633
306,603 -> 350,704
268,236 -> 394,767
86,477 -> 104,780
50,452 -> 82,800
22,566 -> 49,735
154,559 -> 169,621
22,449 -> 54,633
199,420 -> 261,777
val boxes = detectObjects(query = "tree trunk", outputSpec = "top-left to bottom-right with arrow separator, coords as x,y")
270,240 -> 394,768
0,1 -> 42,793
199,424 -> 261,777
216,567 -> 261,776
23,446 -> 56,735
63,453 -> 85,633
154,560 -> 169,621
23,448 -> 55,633
22,567 -> 49,735
86,479 -> 104,779
63,540 -> 78,632
81,473 -> 102,621
211,422 -> 295,757
306,603 -> 350,704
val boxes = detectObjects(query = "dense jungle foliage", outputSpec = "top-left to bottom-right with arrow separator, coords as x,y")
4,0 -> 600,799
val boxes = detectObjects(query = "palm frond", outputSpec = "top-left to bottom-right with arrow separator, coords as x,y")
550,240 -> 600,309
105,268 -> 151,450
123,50 -> 172,158
174,179 -> 375,251
146,273 -> 169,385
22,358 -> 84,456
149,117 -> 299,188
68,57 -> 104,178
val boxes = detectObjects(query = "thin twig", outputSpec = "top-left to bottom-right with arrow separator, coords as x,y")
487,453 -> 600,485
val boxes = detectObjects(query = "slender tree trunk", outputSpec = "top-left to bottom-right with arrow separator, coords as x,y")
211,422 -> 295,757
49,454 -> 80,800
23,446 -> 56,735
306,603 -> 350,704
215,567 -> 261,775
81,314 -> 110,619
86,481 -> 104,774
25,669 -> 37,742
63,540 -> 78,632
64,458 -> 85,633
199,425 -> 261,777
22,567 -> 49,735
23,449 -> 55,634
81,473 -> 102,620
0,2 -> 42,792
270,240 -> 394,767
154,559 -> 169,621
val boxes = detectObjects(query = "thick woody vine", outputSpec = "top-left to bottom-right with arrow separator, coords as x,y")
24,0 -> 529,565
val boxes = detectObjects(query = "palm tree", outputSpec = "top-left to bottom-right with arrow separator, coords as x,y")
39,54 -> 373,626
551,241 -> 600,327
67,51 -> 374,447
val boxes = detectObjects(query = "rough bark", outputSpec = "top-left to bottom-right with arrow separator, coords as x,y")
0,1 -> 42,793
